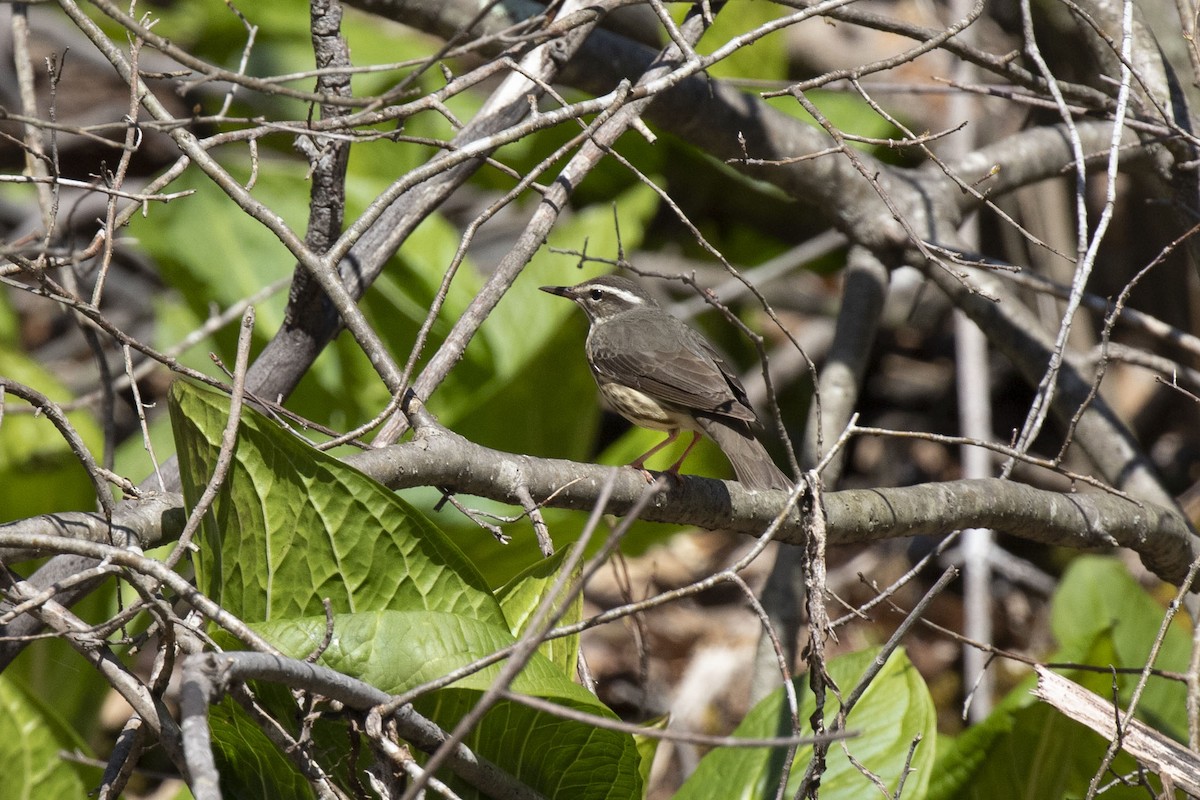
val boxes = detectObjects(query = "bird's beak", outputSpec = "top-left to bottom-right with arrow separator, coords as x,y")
539,285 -> 572,299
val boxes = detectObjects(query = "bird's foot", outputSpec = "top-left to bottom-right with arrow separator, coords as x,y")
627,461 -> 683,486
627,459 -> 656,484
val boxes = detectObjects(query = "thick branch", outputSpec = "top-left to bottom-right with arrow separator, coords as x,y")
361,432 -> 1198,585
825,481 -> 1195,584
6,430 -> 1196,586
0,491 -> 185,559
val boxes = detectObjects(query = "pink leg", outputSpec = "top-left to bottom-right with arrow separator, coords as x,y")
629,430 -> 679,481
664,431 -> 703,477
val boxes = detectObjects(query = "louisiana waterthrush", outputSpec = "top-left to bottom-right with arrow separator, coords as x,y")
541,274 -> 791,490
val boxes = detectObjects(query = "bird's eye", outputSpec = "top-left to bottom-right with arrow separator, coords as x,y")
589,289 -> 603,301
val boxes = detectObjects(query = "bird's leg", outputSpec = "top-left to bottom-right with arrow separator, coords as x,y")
664,431 -> 703,480
629,430 -> 679,482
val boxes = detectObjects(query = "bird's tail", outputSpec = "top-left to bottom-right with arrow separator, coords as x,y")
697,417 -> 792,491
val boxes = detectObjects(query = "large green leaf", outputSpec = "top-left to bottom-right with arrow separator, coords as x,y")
932,703 -> 1154,800
258,610 -> 642,800
676,648 -> 936,800
495,549 -> 583,676
1050,555 -> 1189,739
258,611 -> 589,701
417,691 -> 638,800
172,380 -> 641,796
928,640 -> 1162,800
208,696 -> 314,800
169,379 -> 504,625
925,695 -> 1020,800
0,675 -> 91,798
128,168 -> 299,342
691,1 -> 790,82
6,584 -> 117,738
929,556 -> 1186,800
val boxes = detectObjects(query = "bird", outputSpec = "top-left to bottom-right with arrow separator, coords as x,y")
540,274 -> 791,490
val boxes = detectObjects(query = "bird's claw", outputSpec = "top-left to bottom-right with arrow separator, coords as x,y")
628,463 -> 682,486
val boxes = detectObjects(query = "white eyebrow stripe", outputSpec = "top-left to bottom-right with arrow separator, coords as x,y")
594,286 -> 646,305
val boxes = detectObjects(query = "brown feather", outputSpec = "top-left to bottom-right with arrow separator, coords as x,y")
586,308 -> 757,424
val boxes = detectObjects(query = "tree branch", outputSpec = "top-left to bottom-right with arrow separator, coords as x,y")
180,651 -> 545,800
3,429 -> 1196,586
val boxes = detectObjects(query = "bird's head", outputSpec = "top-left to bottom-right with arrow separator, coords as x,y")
540,274 -> 658,324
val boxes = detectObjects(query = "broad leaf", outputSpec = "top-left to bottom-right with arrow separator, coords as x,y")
929,556 -> 1185,799
129,168 -> 298,342
169,379 -> 504,626
0,676 -> 91,798
928,633 -> 1162,800
495,549 -> 583,676
259,610 -> 591,703
1051,555 -> 1189,739
0,309 -> 104,522
930,702 -> 1153,800
208,697 -> 314,800
676,648 -> 936,800
259,610 -> 642,800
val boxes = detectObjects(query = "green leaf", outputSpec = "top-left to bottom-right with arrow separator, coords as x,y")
271,210 -> 476,433
928,679 -> 1157,800
417,691 -> 640,800
208,697 -> 315,800
173,380 -> 643,795
925,701 -> 1018,800
1051,556 -> 1189,740
677,648 -> 936,800
764,90 -> 904,149
259,610 -> 643,800
258,611 -> 586,699
6,585 -> 117,737
113,406 -> 180,495
495,549 -> 582,676
0,675 -> 91,798
929,556 -> 1186,800
168,379 -> 504,626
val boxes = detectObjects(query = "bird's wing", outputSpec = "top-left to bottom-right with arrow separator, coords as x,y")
588,312 -> 758,423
